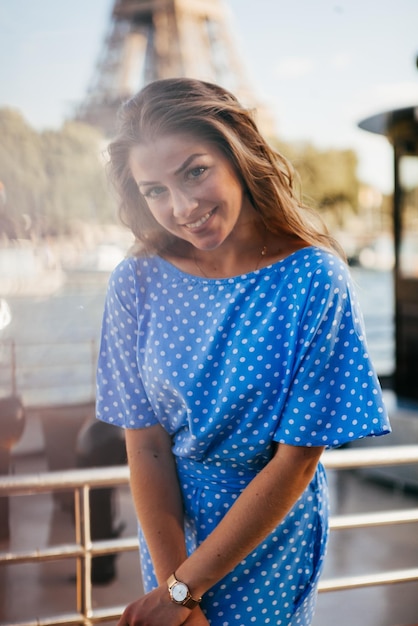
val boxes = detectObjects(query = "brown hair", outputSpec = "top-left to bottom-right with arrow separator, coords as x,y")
108,77 -> 344,258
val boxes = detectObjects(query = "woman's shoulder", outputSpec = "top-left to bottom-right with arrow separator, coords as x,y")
280,245 -> 349,276
276,246 -> 353,301
104,256 -> 149,299
110,253 -> 160,279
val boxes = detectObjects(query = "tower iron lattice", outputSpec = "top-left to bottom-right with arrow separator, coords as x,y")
76,0 -> 275,136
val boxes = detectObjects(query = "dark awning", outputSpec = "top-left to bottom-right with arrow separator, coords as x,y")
358,105 -> 418,145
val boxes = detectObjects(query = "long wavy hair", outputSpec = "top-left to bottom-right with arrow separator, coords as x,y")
108,77 -> 345,259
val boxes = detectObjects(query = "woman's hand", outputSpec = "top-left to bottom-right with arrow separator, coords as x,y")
116,586 -> 209,626
183,607 -> 210,625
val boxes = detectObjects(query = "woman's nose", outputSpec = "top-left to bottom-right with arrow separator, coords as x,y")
171,189 -> 198,218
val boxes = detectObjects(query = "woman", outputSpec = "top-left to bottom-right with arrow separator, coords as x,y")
96,78 -> 390,626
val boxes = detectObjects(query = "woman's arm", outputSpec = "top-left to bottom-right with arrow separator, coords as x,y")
119,441 -> 324,625
176,443 -> 325,596
124,424 -> 188,582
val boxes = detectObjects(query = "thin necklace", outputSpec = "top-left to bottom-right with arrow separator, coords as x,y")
193,244 -> 267,278
255,245 -> 268,271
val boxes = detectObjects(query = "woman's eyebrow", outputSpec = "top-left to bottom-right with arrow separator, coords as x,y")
174,153 -> 205,176
138,179 -> 159,187
138,153 -> 206,186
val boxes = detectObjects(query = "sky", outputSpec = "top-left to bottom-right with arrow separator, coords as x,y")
1,0 -> 417,194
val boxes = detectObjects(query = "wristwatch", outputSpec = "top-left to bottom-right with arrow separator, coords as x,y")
167,572 -> 202,609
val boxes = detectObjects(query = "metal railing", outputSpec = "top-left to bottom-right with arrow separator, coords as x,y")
1,445 -> 418,626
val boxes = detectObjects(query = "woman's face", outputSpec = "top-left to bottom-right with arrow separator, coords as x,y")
129,133 -> 254,251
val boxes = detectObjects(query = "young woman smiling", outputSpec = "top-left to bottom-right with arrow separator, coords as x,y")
96,77 -> 390,626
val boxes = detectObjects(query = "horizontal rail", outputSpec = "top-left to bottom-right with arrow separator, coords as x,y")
0,537 -> 138,566
4,607 -> 128,626
319,567 -> 418,592
1,444 -> 418,626
329,507 -> 418,529
0,465 -> 130,496
2,444 -> 418,495
3,507 -> 418,567
322,444 -> 418,469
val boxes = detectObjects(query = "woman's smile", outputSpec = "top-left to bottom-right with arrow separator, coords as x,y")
183,209 -> 216,231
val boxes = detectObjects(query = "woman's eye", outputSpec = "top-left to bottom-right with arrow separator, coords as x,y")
142,186 -> 166,199
188,166 -> 207,179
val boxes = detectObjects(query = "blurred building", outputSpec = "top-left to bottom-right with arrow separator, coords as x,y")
76,0 -> 275,137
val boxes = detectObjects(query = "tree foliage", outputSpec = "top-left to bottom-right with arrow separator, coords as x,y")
41,122 -> 114,234
0,109 -> 114,238
273,139 -> 360,229
0,109 -> 47,237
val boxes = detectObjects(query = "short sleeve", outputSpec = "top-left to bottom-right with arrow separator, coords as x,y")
273,259 -> 391,448
96,258 -> 158,429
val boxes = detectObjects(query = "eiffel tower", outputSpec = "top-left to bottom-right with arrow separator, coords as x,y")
76,0 -> 275,136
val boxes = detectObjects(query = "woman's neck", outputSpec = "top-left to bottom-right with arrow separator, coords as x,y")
161,231 -> 306,279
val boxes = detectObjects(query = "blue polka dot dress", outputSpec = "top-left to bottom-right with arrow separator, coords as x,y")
96,246 -> 390,625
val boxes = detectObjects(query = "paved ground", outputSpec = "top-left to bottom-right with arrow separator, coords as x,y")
1,448 -> 418,626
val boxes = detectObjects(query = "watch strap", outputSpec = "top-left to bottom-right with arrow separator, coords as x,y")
167,572 -> 202,609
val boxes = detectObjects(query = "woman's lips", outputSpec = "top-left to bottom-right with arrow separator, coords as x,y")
184,209 -> 215,231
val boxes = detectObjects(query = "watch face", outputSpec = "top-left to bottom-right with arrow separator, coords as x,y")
172,582 -> 188,603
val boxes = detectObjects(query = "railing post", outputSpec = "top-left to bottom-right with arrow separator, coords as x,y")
75,484 -> 94,625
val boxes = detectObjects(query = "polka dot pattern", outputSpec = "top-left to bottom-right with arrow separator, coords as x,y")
97,247 -> 391,624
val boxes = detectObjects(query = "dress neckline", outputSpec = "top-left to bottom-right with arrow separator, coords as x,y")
151,245 -> 319,283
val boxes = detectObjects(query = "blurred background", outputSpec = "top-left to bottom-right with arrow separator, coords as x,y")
0,2 -> 417,625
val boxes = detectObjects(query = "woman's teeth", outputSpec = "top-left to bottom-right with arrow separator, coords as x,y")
186,210 -> 213,230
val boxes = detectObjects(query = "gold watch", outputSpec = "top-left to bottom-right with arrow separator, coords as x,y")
167,572 -> 202,609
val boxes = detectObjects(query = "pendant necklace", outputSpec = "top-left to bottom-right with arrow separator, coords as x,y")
255,245 -> 268,271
